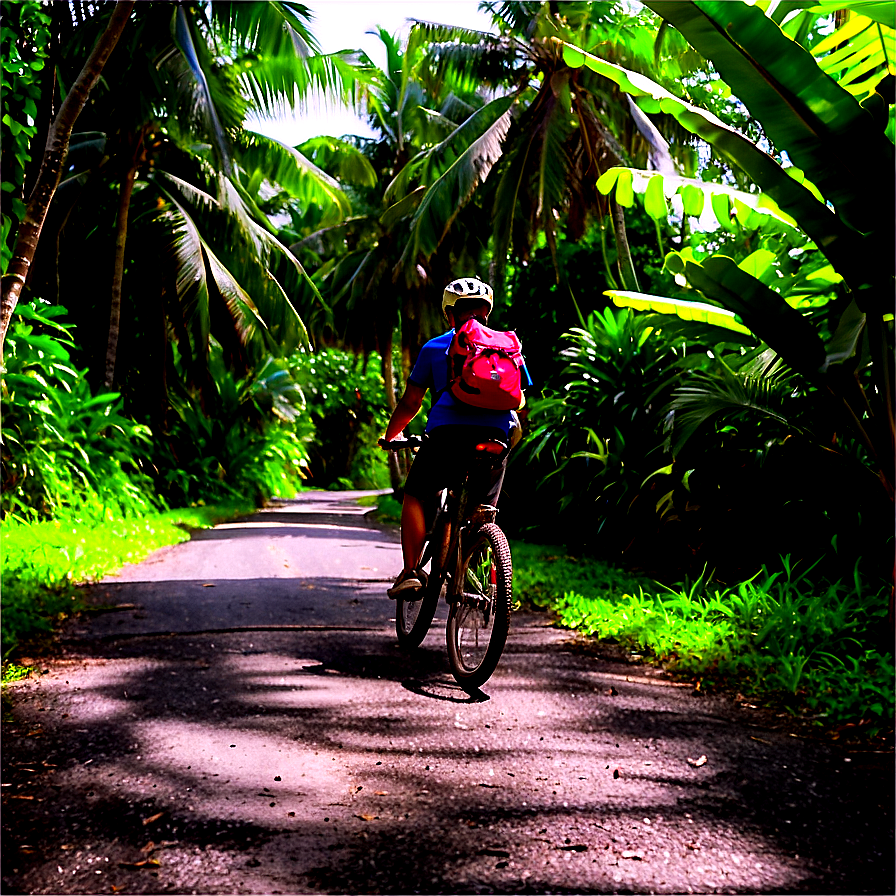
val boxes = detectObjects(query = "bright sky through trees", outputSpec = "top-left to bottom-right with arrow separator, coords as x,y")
248,0 -> 497,145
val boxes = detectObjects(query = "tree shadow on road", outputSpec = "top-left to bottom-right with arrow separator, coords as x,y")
3,603 -> 893,896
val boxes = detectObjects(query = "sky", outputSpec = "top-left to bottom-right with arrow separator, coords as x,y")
248,1 -> 497,145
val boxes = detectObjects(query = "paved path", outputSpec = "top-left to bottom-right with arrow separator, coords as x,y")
2,492 -> 893,895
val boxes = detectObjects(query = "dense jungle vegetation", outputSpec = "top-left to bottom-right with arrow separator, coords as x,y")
1,0 -> 893,741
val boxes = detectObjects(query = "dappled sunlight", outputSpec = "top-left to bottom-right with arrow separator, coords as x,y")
5,617 -> 880,894
130,719 -> 339,827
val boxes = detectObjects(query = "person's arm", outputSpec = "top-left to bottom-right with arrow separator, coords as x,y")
382,381 -> 427,443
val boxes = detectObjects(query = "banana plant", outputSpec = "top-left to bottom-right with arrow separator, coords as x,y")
560,0 -> 894,502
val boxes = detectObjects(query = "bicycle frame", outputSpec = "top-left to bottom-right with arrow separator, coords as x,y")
417,439 -> 506,604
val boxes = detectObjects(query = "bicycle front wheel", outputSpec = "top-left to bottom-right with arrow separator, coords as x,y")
446,523 -> 512,691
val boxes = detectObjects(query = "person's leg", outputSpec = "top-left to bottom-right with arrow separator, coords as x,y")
388,438 -> 438,596
400,491 -> 426,573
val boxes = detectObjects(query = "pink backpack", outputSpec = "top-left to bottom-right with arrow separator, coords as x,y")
447,319 -> 524,411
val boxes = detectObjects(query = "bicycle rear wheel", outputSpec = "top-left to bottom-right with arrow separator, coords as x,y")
446,523 -> 512,691
395,495 -> 447,650
395,576 -> 440,649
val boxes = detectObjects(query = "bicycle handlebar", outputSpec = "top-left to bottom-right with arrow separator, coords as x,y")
379,435 -> 424,451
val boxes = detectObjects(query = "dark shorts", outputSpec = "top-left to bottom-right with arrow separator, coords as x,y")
403,425 -> 508,506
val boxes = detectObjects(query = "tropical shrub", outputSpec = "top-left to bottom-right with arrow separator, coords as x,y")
289,347 -> 391,490
515,305 -> 686,553
561,0 -> 894,526
1,303 -> 160,523
151,353 -> 314,507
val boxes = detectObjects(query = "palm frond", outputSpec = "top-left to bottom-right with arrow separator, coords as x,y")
396,97 -> 515,277
215,172 -> 269,256
439,92 -> 477,121
241,51 -> 376,119
155,170 -> 219,212
156,173 -> 312,355
172,6 -> 234,177
158,183 -> 273,361
417,30 -> 520,90
159,204 -> 211,360
481,1 -> 541,37
210,1 -> 320,56
668,362 -> 806,455
419,106 -> 465,135
490,129 -> 538,294
296,136 -> 377,187
238,132 -> 352,217
385,93 -> 514,203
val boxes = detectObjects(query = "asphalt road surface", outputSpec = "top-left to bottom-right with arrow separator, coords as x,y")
2,491 -> 893,895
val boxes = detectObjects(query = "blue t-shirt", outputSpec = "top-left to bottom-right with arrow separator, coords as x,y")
408,329 -> 532,435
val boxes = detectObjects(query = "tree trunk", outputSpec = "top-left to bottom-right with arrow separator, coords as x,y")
105,156 -> 138,388
381,328 -> 403,493
611,197 -> 641,293
0,1 -> 134,354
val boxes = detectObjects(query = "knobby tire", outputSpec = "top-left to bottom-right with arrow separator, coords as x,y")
395,578 -> 440,649
446,522 -> 512,691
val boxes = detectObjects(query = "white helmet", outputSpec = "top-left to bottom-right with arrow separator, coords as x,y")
441,276 -> 494,317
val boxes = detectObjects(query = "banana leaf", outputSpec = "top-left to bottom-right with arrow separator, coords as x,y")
606,290 -> 754,336
396,97 -> 515,275
813,13 -> 896,99
558,40 -> 866,289
665,253 -> 827,376
596,166 -> 801,229
644,1 -> 893,235
668,364 -> 807,455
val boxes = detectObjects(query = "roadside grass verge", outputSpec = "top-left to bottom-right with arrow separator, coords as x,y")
1,500 -> 254,669
512,542 -> 894,740
358,493 -> 402,524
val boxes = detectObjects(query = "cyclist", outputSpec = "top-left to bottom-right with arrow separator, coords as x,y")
381,276 -> 531,597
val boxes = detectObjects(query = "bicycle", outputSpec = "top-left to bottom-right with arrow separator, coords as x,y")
380,434 -> 514,692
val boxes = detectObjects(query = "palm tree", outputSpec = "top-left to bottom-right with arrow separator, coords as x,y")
387,1 -> 701,294
287,25 -> 499,488
21,1 -> 374,405
0,0 -> 134,352
293,26 -> 493,375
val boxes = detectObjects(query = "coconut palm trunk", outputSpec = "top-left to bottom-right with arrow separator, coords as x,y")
380,328 -> 404,491
610,197 -> 640,293
0,1 -> 134,353
105,127 -> 149,388
104,171 -> 134,388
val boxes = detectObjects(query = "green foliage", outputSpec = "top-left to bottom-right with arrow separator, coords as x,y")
512,541 -> 654,606
1,304 -> 161,523
366,493 -> 403,525
564,3 -> 895,502
289,347 -> 391,490
2,663 -> 31,685
153,355 -> 314,507
0,0 -> 50,269
515,544 -> 893,737
520,306 -> 683,551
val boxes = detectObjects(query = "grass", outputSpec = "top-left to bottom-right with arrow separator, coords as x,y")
362,493 -> 403,524
1,499 -> 255,667
512,542 -> 894,740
